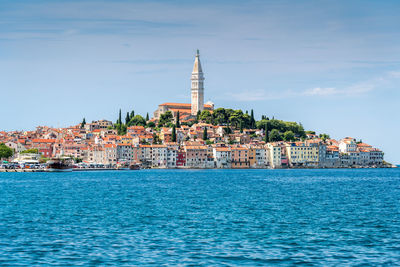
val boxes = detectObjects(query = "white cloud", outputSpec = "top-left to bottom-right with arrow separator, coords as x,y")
303,87 -> 338,96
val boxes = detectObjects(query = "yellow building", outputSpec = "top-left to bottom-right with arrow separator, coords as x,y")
285,142 -> 319,167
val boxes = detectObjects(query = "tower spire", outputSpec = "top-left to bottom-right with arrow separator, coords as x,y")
191,50 -> 205,115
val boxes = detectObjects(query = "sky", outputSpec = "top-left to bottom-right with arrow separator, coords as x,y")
0,0 -> 399,163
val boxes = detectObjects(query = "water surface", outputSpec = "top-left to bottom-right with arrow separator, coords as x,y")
1,169 -> 400,265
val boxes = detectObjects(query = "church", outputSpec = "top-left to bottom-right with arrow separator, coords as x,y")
153,50 -> 214,122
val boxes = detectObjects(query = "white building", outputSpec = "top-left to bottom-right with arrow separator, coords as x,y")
191,49 -> 205,115
267,143 -> 281,168
213,147 -> 232,168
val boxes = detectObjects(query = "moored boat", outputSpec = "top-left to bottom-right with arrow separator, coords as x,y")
129,163 -> 141,170
47,157 -> 73,172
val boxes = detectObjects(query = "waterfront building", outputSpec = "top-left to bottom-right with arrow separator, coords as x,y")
117,144 -> 133,162
231,146 -> 250,168
151,145 -> 168,167
176,150 -> 186,167
185,145 -> 207,168
213,147 -> 232,168
267,143 -> 282,168
285,142 -> 319,167
167,148 -> 177,168
104,144 -> 117,165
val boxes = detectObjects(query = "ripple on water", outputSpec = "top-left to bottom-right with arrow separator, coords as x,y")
0,169 -> 399,265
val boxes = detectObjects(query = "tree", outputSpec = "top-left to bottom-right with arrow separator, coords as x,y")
159,111 -> 173,127
0,143 -> 13,159
129,115 -> 146,126
172,125 -> 177,142
147,121 -> 156,128
264,124 -> 269,143
203,127 -> 208,140
269,129 -> 282,142
176,111 -> 180,128
319,133 -> 330,142
240,122 -> 243,133
125,112 -> 130,125
81,118 -> 86,129
21,148 -> 39,154
146,112 -> 149,121
250,109 -> 255,129
130,110 -> 135,119
283,131 -> 295,142
199,110 -> 212,123
118,109 -> 122,125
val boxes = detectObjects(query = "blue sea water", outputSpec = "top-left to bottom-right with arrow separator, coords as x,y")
1,169 -> 400,266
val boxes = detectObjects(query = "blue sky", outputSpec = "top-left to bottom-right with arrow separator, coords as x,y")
1,0 -> 399,163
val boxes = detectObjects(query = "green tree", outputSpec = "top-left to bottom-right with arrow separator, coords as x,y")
250,109 -> 256,129
0,143 -> 13,159
176,111 -> 180,128
129,115 -> 146,126
264,124 -> 269,143
159,111 -> 173,127
147,121 -> 156,128
21,148 -> 39,154
172,125 -> 177,142
283,130 -> 295,142
81,118 -> 86,129
269,129 -> 282,142
319,133 -> 330,142
130,110 -> 135,119
146,112 -> 149,121
199,110 -> 212,123
125,112 -> 130,125
118,109 -> 122,125
203,127 -> 208,140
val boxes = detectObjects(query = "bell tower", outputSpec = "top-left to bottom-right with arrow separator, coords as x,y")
191,49 -> 205,115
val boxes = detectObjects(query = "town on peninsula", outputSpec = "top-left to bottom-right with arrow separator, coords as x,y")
0,51 -> 393,170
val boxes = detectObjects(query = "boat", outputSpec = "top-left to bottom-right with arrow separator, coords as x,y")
116,161 -> 130,170
129,163 -> 141,170
47,157 -> 73,172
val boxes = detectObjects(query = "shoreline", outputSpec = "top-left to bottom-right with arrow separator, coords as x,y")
0,165 -> 396,172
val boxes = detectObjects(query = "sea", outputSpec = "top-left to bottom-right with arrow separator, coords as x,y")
1,169 -> 400,266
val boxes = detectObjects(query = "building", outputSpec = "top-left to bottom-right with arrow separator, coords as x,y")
213,147 -> 231,168
153,50 -> 214,120
191,49 -> 204,115
231,146 -> 249,168
285,142 -> 319,167
267,143 -> 281,168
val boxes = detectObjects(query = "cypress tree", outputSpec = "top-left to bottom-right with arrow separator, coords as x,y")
118,109 -> 122,125
176,111 -> 180,128
240,122 -> 243,133
130,110 -> 135,119
203,127 -> 208,140
146,113 -> 149,121
250,109 -> 255,129
125,112 -> 130,125
264,124 -> 269,143
81,118 -> 86,129
172,125 -> 177,142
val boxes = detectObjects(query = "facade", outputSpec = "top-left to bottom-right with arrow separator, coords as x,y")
267,143 -> 282,168
191,50 -> 205,115
153,50 -> 214,120
231,147 -> 250,168
213,147 -> 232,168
185,145 -> 207,168
285,142 -> 319,167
